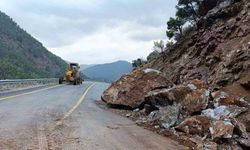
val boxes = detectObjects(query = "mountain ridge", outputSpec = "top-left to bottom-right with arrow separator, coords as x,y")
0,11 -> 67,79
81,60 -> 132,82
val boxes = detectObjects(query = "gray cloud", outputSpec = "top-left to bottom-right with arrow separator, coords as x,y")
0,0 -> 177,64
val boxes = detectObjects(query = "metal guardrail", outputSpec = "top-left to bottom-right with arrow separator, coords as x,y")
0,78 -> 58,85
0,78 -> 58,92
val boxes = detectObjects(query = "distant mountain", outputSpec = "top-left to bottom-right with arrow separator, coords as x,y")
0,11 -> 67,79
81,61 -> 133,82
80,64 -> 96,70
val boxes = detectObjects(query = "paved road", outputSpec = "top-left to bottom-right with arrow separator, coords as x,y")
0,82 -> 186,150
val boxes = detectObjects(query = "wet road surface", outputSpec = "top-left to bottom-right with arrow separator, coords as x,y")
0,81 -> 186,150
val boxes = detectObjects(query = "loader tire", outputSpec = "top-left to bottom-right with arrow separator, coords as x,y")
73,79 -> 77,85
59,78 -> 63,84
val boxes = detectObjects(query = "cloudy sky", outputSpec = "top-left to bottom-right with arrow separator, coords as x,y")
0,0 -> 177,64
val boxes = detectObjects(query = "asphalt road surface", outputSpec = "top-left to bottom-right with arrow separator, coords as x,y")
0,81 -> 186,150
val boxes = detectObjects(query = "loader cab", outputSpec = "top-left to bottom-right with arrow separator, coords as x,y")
69,63 -> 80,71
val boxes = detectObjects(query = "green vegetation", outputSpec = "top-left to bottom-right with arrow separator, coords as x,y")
132,58 -> 147,69
166,17 -> 185,39
176,0 -> 201,22
0,11 -> 67,79
166,0 -> 202,40
134,0 -> 215,66
147,50 -> 159,63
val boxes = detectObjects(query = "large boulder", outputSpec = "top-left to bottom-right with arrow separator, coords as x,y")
231,118 -> 249,139
101,68 -> 173,109
175,115 -> 212,136
237,138 -> 250,149
202,105 -> 248,120
239,73 -> 250,90
199,141 -> 218,150
211,91 -> 250,108
147,105 -> 180,129
236,110 -> 250,132
182,88 -> 210,115
210,120 -> 235,141
145,79 -> 210,115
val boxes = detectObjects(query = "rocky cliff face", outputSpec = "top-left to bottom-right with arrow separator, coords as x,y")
148,0 -> 250,99
102,0 -> 250,149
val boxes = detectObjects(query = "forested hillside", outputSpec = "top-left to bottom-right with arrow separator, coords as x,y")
0,11 -> 67,79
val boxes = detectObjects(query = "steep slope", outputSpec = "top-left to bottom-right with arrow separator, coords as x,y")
102,0 -> 250,149
0,11 -> 67,79
82,61 -> 132,82
147,0 -> 250,98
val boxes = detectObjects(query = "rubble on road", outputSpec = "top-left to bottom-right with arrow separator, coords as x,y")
101,0 -> 250,149
102,79 -> 250,149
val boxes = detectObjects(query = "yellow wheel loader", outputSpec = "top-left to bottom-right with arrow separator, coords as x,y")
59,63 -> 83,85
